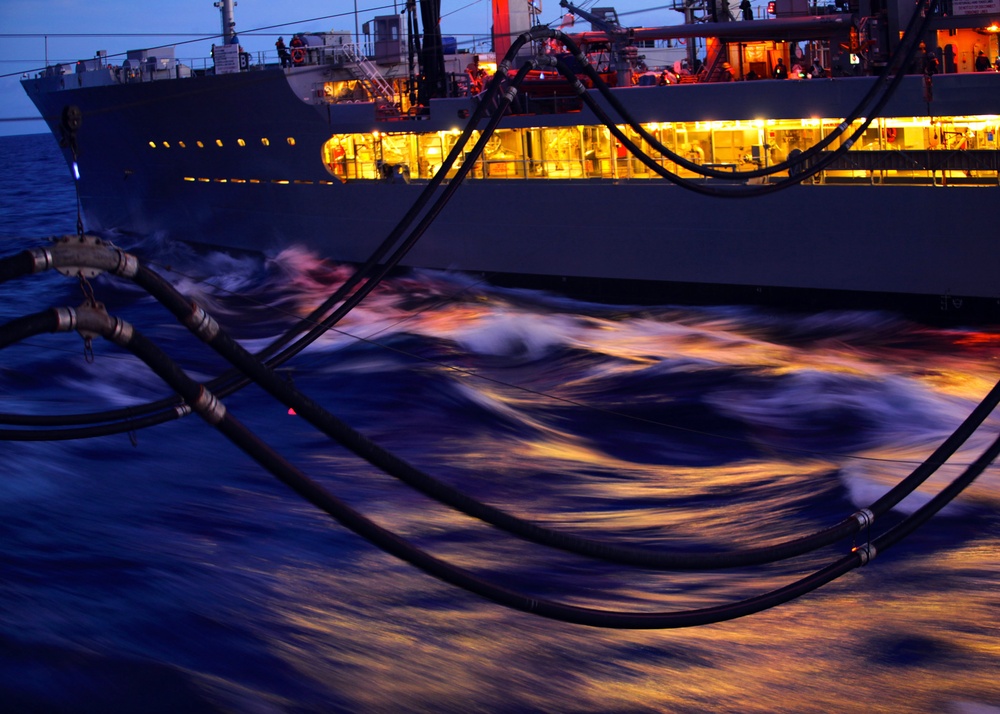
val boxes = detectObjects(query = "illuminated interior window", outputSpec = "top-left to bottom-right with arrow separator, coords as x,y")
196,141 -> 205,148
162,141 -> 171,149
261,138 -> 270,146
148,141 -> 156,149
237,138 -> 246,147
215,139 -> 224,147
178,141 -> 187,148
311,116 -> 1000,187
286,137 -> 296,146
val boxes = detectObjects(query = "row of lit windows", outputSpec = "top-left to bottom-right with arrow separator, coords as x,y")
311,115 -> 1000,182
162,114 -> 1000,186
148,137 -> 297,149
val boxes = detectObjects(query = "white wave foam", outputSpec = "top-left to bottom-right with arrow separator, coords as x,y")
443,309 -> 580,358
841,464 -> 970,516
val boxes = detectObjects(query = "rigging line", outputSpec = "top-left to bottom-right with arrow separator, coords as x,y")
616,3 -> 683,17
441,0 -> 486,22
15,304 -> 997,628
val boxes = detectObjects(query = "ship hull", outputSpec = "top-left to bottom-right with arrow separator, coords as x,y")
22,67 -> 1000,316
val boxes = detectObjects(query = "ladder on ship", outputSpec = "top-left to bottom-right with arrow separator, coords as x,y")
699,38 -> 729,82
341,43 -> 397,113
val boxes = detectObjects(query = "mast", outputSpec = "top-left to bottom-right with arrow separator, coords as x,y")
214,0 -> 237,44
417,0 -> 446,105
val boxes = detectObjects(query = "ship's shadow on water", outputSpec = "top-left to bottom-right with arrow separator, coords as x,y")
2,135 -> 1000,713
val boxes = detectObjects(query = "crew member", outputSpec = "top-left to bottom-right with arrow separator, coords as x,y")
276,37 -> 291,68
290,34 -> 306,66
466,55 -> 486,93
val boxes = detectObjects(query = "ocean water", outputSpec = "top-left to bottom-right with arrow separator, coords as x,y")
1,132 -> 998,713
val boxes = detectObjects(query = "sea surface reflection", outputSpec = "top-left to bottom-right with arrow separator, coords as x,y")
1,134 -> 998,713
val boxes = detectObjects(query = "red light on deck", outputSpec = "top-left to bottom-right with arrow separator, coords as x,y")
767,1 -> 776,12
287,407 -> 297,416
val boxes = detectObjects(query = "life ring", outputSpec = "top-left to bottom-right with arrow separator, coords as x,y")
291,48 -> 306,66
885,127 -> 897,143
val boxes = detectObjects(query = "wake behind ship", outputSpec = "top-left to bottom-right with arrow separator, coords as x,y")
20,0 -> 1000,318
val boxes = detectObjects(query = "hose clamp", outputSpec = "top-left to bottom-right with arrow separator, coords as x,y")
30,247 -> 55,273
852,543 -> 877,566
107,316 -> 134,345
53,306 -> 77,332
113,249 -> 139,278
192,387 -> 226,424
851,508 -> 875,530
185,304 -> 219,342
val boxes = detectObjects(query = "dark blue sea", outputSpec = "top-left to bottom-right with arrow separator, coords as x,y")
1,132 -> 998,713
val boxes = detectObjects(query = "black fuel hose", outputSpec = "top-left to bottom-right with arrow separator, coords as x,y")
2,237 -> 998,570
7,303 -> 996,629
553,0 -> 936,181
125,261 -> 1000,570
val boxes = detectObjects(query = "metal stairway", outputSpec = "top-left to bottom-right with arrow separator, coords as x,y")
341,43 -> 397,110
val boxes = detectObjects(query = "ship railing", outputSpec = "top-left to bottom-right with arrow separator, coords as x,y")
340,43 -> 396,105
